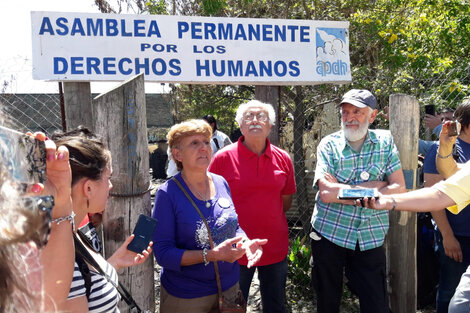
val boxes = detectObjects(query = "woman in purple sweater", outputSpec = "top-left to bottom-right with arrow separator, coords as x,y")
152,119 -> 266,313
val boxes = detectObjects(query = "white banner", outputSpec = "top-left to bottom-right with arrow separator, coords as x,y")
31,11 -> 351,85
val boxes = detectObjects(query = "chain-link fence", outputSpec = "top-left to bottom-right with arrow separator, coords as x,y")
1,63 -> 470,312
0,93 -> 63,133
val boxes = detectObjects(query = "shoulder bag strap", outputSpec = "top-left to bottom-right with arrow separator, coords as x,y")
171,177 -> 224,299
73,234 -> 143,313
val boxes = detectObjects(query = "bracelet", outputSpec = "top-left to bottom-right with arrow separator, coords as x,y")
437,150 -> 453,159
390,197 -> 397,211
202,248 -> 209,266
51,211 -> 76,232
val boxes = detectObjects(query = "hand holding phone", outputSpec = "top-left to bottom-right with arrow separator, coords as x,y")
424,104 -> 436,116
337,188 -> 379,200
127,214 -> 157,253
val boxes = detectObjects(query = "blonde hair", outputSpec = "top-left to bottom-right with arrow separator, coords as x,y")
167,119 -> 212,171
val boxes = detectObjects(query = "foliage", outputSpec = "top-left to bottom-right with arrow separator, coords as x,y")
349,0 -> 470,110
287,235 -> 313,302
143,0 -> 168,14
171,84 -> 254,135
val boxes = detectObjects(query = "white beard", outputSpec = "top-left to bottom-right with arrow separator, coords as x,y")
342,119 -> 370,142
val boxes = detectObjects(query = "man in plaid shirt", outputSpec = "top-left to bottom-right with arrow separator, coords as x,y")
310,89 -> 406,313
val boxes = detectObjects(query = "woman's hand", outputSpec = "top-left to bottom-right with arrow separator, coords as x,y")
107,235 -> 153,271
355,195 -> 393,210
238,238 -> 268,268
27,132 -> 72,218
439,121 -> 459,151
209,236 -> 245,263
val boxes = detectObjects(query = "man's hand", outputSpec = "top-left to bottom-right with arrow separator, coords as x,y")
424,113 -> 442,131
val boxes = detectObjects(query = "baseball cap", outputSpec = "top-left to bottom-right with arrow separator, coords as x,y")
340,89 -> 377,110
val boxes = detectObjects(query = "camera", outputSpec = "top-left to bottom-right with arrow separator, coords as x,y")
448,121 -> 459,137
0,126 -> 47,188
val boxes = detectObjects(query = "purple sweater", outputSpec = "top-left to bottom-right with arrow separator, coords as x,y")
152,172 -> 245,298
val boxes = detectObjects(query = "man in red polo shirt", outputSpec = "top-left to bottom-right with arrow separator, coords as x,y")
209,100 -> 296,313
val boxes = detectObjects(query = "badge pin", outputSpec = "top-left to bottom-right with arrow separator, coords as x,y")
218,198 -> 231,208
360,171 -> 370,181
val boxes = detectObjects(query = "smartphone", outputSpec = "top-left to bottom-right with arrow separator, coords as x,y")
127,214 -> 157,253
424,104 -> 435,116
338,188 -> 379,200
448,121 -> 459,137
0,126 -> 47,186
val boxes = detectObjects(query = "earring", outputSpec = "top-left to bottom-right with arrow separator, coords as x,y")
87,199 -> 90,209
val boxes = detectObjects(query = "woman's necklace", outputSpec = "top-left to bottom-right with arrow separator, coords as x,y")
183,173 -> 211,208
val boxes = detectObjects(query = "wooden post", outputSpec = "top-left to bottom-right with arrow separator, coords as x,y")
63,82 -> 92,130
255,85 -> 280,145
387,94 -> 419,313
92,74 -> 154,313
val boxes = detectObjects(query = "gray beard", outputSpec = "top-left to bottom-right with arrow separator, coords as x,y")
342,120 -> 369,142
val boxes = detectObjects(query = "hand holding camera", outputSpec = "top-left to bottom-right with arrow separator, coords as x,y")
24,131 -> 73,219
438,120 -> 460,159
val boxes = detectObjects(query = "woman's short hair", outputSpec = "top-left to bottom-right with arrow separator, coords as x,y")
167,119 -> 212,171
52,126 -> 110,186
235,100 -> 276,127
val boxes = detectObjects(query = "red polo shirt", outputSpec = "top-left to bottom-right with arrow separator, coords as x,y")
209,137 -> 296,266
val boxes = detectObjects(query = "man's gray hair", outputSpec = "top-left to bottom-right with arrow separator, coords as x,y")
235,100 -> 276,126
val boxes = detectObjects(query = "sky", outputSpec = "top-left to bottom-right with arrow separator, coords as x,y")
0,0 -> 168,94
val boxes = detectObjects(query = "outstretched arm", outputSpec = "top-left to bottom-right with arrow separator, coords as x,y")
361,187 -> 455,212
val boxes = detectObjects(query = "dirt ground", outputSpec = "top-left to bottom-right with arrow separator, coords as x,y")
153,263 -> 435,313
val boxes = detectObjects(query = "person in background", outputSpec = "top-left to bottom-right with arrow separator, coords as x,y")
210,100 -> 296,313
153,119 -> 266,313
423,100 -> 470,312
311,89 -> 406,313
166,148 -> 179,178
425,107 -> 455,137
51,127 -> 153,313
420,107 -> 455,156
150,138 -> 168,180
202,115 -> 232,155
0,126 -> 74,312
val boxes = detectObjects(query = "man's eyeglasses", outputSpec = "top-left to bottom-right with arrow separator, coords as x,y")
243,112 -> 268,122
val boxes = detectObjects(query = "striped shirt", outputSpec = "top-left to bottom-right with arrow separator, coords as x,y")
68,259 -> 121,313
311,129 -> 402,251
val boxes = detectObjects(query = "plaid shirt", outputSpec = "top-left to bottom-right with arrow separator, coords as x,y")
311,129 -> 402,251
